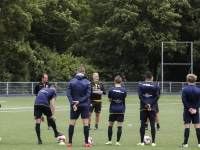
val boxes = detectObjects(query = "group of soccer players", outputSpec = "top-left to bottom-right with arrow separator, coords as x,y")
33,67 -> 200,147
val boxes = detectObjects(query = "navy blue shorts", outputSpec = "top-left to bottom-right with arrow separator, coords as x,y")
89,101 -> 102,113
140,110 -> 156,124
70,106 -> 89,119
183,111 -> 199,124
109,114 -> 124,122
34,105 -> 52,119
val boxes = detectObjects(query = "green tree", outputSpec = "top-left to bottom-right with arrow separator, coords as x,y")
0,0 -> 42,81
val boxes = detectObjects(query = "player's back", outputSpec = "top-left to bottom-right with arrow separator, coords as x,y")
35,88 -> 57,106
182,85 -> 200,108
138,82 -> 159,103
67,74 -> 91,106
109,87 -> 127,113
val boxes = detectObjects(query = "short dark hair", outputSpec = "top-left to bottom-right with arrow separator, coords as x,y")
42,73 -> 48,78
50,85 -> 57,89
77,66 -> 85,73
114,75 -> 122,84
145,71 -> 152,79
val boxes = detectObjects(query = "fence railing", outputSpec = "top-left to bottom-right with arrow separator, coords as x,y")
0,81 -> 199,97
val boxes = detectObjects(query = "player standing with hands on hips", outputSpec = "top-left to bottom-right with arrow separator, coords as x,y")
137,71 -> 159,146
67,66 -> 92,147
179,74 -> 200,147
105,76 -> 127,146
89,73 -> 106,130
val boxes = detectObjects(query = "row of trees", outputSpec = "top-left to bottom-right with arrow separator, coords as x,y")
0,0 -> 200,82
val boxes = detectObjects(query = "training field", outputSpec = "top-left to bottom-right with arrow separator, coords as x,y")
0,95 -> 199,150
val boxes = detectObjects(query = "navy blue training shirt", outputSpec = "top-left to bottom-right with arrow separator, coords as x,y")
34,88 -> 57,106
108,86 -> 127,114
182,85 -> 200,111
138,81 -> 159,110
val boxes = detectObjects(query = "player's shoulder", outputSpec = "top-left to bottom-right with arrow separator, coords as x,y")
119,86 -> 127,91
46,82 -> 51,86
35,81 -> 42,86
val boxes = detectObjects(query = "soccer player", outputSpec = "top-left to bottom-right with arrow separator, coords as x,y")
34,73 -> 52,130
145,76 -> 161,131
89,73 -> 106,130
67,66 -> 92,147
105,76 -> 127,146
179,74 -> 200,147
137,71 -> 159,146
34,85 -> 63,144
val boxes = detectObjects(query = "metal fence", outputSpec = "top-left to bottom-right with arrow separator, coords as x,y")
0,81 -> 199,97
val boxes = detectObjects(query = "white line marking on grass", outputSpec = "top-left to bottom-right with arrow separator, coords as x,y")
0,103 -> 183,113
0,101 -> 6,102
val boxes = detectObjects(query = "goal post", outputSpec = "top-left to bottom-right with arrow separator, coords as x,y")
161,41 -> 193,92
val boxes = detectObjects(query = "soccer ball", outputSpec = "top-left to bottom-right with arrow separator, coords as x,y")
144,136 -> 151,145
57,135 -> 66,143
84,137 -> 93,145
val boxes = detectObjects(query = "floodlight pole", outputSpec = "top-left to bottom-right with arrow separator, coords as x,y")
161,41 -> 193,93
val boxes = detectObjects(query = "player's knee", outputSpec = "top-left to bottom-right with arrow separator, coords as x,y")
150,123 -> 155,127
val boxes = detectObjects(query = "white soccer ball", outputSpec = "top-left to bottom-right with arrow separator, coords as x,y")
144,136 -> 151,145
57,135 -> 66,143
84,137 -> 93,145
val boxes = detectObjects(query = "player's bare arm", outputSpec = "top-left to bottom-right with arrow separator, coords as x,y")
51,98 -> 56,121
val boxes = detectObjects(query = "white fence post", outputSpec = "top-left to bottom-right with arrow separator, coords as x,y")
7,82 -> 8,95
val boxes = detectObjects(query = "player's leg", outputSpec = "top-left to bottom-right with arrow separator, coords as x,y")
94,102 -> 101,130
155,104 -> 160,131
192,112 -> 200,147
68,106 -> 79,147
116,114 -> 124,146
179,111 -> 191,147
34,105 -> 42,144
81,106 -> 92,147
149,111 -> 156,145
44,107 -> 63,138
145,118 -> 149,130
105,120 -> 114,145
89,101 -> 94,130
137,111 -> 147,145
155,113 -> 160,130
47,117 -> 52,130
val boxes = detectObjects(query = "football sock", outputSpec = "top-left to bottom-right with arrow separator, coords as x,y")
35,123 -> 41,141
196,128 -> 200,144
69,125 -> 74,143
150,123 -> 156,143
95,124 -> 98,128
157,124 -> 160,128
84,126 -> 89,144
140,123 -> 145,143
50,118 -> 58,134
145,124 -> 148,128
47,117 -> 51,126
89,124 -> 90,128
184,128 -> 190,144
108,126 -> 113,141
117,126 -> 122,142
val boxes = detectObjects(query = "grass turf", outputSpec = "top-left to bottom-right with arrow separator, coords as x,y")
0,95 -> 199,150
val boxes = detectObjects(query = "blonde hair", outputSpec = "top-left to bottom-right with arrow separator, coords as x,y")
114,75 -> 122,84
187,74 -> 197,83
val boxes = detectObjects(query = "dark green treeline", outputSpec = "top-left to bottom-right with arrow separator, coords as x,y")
0,0 -> 200,82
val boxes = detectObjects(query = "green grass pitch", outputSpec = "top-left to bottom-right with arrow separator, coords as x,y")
0,95 -> 199,150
